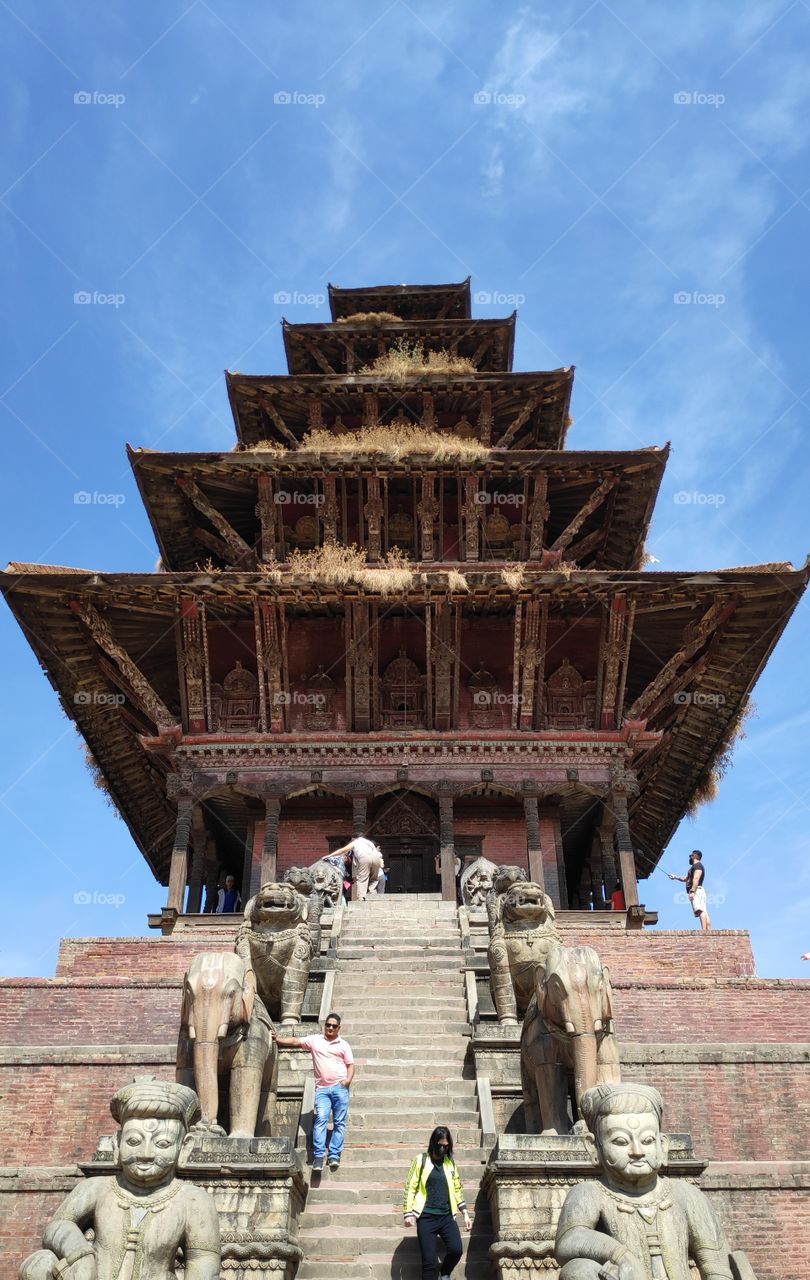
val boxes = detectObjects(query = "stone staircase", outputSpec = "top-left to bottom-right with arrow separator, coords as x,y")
296,893 -> 493,1279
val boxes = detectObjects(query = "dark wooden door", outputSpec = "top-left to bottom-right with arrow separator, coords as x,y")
380,838 -> 438,893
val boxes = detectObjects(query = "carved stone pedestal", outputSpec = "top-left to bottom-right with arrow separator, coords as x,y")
84,1132 -> 306,1278
483,1132 -> 705,1278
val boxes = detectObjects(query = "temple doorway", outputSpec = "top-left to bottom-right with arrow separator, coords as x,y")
378,837 -> 438,893
368,790 -> 439,894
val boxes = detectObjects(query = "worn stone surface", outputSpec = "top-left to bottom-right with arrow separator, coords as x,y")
236,882 -> 315,1025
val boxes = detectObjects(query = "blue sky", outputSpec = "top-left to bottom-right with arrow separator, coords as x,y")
1,2 -> 808,978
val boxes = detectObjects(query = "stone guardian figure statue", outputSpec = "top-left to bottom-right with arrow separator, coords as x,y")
19,1079 -> 220,1280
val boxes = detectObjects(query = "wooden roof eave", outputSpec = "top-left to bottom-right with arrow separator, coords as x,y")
127,444 -> 174,570
327,278 -> 472,320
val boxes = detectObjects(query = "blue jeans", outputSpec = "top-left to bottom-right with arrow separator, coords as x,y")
313,1083 -> 350,1159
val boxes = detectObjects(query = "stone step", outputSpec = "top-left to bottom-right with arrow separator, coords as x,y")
333,1019 -> 472,1035
296,1233 -> 486,1264
300,1147 -> 486,1167
297,1260 -> 491,1280
348,1065 -> 476,1082
307,1183 -> 494,1207
330,1001 -> 467,1015
347,1109 -> 480,1130
348,1097 -> 478,1116
334,1031 -> 471,1047
345,1128 -> 481,1145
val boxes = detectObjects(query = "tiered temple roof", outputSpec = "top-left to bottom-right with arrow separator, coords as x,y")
2,278 -> 806,911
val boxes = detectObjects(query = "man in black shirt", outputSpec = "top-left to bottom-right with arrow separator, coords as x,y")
668,850 -> 711,930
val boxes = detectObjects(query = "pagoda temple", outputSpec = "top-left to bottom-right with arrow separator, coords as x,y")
3,277 -> 807,922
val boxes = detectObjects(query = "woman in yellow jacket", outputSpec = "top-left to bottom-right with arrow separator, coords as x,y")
403,1126 -> 472,1280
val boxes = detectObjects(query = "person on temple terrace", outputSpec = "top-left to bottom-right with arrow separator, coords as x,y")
212,872 -> 242,914
555,1082 -> 750,1279
330,834 -> 383,900
273,1013 -> 354,1172
403,1126 -> 472,1280
667,850 -> 711,931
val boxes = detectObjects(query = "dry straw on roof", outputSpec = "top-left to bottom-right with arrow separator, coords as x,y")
685,699 -> 755,817
287,541 -> 414,595
300,424 -> 489,464
501,564 -> 526,591
359,339 -> 477,382
335,311 -> 401,325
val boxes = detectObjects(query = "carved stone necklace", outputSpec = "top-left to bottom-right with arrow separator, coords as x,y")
108,1179 -> 182,1280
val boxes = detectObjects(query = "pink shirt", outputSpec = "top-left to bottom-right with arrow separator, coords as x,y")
300,1033 -> 354,1088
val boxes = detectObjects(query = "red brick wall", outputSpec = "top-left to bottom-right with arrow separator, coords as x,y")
703,1174 -> 810,1280
0,980 -> 181,1045
454,814 -> 528,867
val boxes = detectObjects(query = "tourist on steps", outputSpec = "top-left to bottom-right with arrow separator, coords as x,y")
331,834 -> 383,900
272,1013 -> 354,1173
403,1126 -> 472,1280
668,849 -> 711,931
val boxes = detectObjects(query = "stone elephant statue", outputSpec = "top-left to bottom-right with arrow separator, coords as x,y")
176,950 -> 277,1138
521,944 -> 620,1134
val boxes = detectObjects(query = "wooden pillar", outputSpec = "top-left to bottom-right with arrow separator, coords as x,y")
524,794 -> 544,888
438,793 -> 456,902
352,793 -> 368,833
260,796 -> 281,888
166,796 -> 194,913
186,806 -> 207,913
612,791 -> 639,908
538,803 -> 563,908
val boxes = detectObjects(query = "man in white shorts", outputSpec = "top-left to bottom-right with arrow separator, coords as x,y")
331,834 -> 383,900
668,849 -> 711,930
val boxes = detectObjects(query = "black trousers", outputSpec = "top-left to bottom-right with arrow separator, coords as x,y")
416,1212 -> 463,1280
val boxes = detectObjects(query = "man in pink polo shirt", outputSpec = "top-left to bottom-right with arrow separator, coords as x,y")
273,1013 -> 354,1173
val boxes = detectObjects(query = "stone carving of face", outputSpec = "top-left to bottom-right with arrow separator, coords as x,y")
120,1116 -> 184,1188
596,1111 -> 664,1192
252,883 -> 300,924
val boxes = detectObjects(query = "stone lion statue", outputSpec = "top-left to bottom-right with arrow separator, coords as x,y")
487,876 -> 561,1025
460,855 -> 499,909
235,881 -> 314,1025
282,865 -> 325,955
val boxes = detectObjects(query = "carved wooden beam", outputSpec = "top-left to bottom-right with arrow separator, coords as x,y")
180,598 -> 207,734
256,475 -> 277,561
70,599 -> 175,730
177,475 -> 257,567
550,474 -> 619,554
599,595 -> 627,730
298,332 -> 335,374
307,398 -> 325,433
259,395 -> 298,446
495,395 -> 539,448
321,475 -> 338,543
565,525 -> 605,566
477,391 -> 493,444
528,475 -> 549,559
192,526 -> 234,564
627,600 -> 737,721
462,474 -> 481,561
